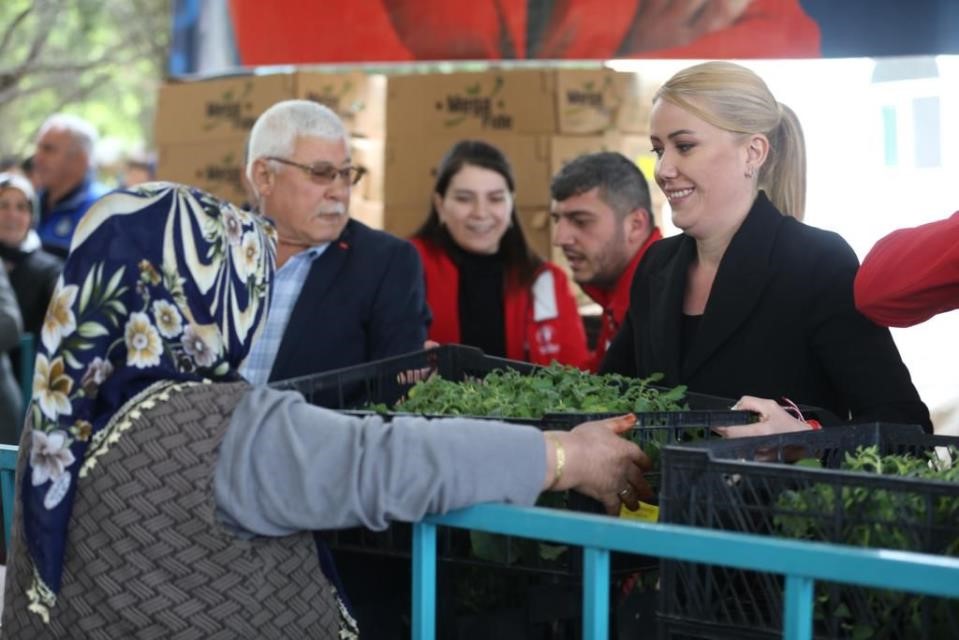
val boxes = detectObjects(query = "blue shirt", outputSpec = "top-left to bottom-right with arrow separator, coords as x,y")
240,244 -> 329,384
38,173 -> 109,256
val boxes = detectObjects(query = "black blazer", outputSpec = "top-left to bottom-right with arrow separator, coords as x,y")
268,219 -> 430,386
9,247 -> 63,335
601,192 -> 931,431
8,247 -> 62,391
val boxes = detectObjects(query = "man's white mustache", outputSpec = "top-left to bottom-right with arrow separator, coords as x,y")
316,205 -> 346,217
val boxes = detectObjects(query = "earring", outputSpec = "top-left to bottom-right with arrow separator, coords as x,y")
744,165 -> 754,178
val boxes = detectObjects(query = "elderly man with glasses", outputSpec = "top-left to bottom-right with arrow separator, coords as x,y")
243,99 -> 430,388
243,99 -> 430,639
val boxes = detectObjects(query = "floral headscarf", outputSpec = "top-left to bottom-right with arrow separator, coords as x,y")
22,182 -> 275,619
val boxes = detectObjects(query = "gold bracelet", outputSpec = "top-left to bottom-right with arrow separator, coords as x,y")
546,433 -> 565,490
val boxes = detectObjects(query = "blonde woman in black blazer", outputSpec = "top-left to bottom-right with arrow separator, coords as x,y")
601,62 -> 930,433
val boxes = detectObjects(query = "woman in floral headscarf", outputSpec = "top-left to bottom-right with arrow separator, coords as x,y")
0,182 -> 312,636
2,183 -> 650,638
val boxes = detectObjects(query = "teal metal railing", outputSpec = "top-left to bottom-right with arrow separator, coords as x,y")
0,443 -> 17,549
2,452 -> 958,634
412,504 -> 959,640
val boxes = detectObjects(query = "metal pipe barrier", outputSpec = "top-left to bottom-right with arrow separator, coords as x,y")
412,504 -> 959,640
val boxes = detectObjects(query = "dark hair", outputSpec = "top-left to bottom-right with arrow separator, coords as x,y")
414,140 -> 543,286
550,152 -> 654,226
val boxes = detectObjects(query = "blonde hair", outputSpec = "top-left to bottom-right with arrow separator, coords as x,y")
654,61 -> 806,220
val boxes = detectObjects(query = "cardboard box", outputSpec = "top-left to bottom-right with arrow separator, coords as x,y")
616,134 -> 667,222
555,69 -> 623,134
614,72 -> 657,134
617,134 -> 653,168
549,132 -> 659,186
350,137 -> 385,202
382,205 -> 427,240
517,207 -> 553,260
385,69 -> 650,138
156,135 -> 251,206
386,70 -> 557,138
350,196 -> 384,230
297,71 -> 386,139
386,69 -> 652,138
549,134 -> 622,177
383,133 -> 551,208
155,75 -> 294,146
155,71 -> 386,145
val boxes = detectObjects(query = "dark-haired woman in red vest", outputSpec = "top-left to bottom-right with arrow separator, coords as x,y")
411,140 -> 590,368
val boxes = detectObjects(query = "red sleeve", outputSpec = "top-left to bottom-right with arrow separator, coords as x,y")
854,212 -> 959,327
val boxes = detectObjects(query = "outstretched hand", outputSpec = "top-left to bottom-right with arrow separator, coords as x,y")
544,414 -> 653,515
713,395 -> 811,439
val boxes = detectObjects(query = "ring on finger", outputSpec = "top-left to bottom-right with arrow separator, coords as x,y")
617,486 -> 631,499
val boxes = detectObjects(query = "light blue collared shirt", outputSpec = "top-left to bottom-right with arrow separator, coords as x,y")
240,243 -> 329,385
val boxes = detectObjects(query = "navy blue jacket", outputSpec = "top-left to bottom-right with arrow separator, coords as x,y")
267,219 -> 430,391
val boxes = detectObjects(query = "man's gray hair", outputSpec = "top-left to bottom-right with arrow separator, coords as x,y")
246,100 -> 348,183
38,113 -> 99,160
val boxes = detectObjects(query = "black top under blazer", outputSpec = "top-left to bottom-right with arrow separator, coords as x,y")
601,192 -> 931,431
267,219 -> 431,389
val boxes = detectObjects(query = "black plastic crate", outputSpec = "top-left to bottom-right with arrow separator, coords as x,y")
269,345 -> 757,573
270,344 -> 539,409
658,423 -> 959,640
269,345 -> 759,504
270,343 -> 750,417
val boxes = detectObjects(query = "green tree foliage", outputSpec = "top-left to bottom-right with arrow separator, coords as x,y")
0,0 -> 171,158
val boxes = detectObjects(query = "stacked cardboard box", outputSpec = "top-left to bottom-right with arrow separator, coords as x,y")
152,68 -> 663,258
154,71 -> 385,213
377,68 -> 663,261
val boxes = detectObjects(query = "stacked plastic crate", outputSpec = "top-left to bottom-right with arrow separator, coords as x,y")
659,423 -> 959,639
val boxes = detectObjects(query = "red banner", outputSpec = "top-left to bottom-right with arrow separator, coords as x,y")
228,0 -> 821,64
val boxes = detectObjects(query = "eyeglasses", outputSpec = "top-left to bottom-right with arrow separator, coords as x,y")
267,157 -> 366,186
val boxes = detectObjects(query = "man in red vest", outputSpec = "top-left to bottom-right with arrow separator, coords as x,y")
551,152 -> 662,372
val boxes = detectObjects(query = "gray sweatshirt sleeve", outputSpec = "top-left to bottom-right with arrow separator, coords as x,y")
214,386 -> 547,537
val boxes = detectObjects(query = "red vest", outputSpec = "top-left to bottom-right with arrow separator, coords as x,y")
412,238 -> 589,368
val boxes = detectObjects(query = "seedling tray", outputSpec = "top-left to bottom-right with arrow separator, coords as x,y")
658,423 -> 959,640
